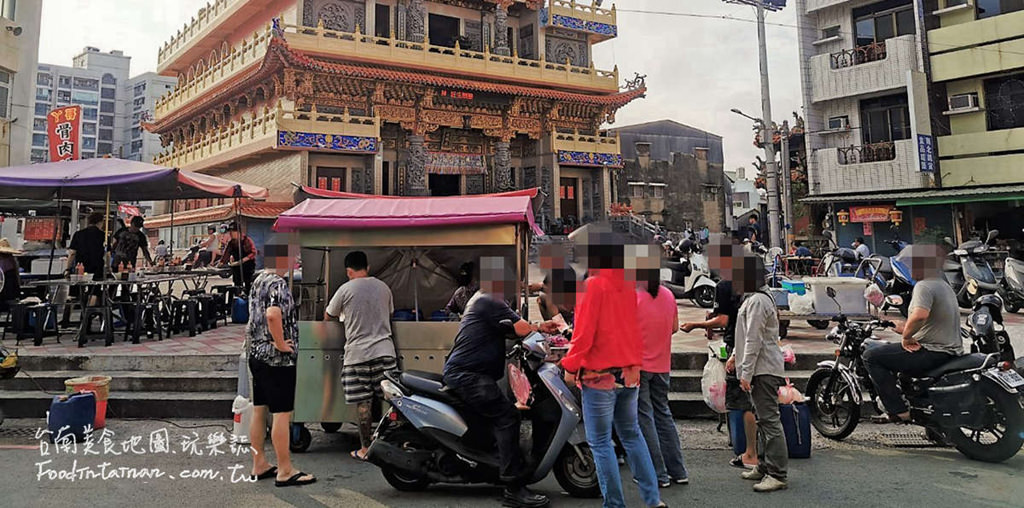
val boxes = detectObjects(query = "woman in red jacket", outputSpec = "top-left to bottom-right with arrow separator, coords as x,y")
561,238 -> 664,508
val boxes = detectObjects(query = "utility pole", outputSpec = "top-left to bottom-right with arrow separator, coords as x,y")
780,120 -> 793,253
755,1 -> 782,251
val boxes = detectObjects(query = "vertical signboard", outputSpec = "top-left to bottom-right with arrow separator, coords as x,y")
47,105 -> 82,162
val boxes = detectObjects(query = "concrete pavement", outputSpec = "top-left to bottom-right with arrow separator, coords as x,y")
1,417 -> 1020,507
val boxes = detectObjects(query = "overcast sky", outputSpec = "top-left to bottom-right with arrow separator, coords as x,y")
38,0 -> 801,172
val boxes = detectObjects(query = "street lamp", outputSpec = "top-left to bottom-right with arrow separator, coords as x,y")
730,108 -> 763,125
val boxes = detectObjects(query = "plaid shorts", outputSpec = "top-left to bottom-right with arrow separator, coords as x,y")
341,356 -> 398,404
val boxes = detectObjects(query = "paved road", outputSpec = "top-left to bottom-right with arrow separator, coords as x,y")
2,418 -> 1020,508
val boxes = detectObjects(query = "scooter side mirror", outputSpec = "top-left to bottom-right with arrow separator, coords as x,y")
986,230 -> 999,244
823,230 -> 833,240
826,287 -> 837,299
944,237 -> 956,248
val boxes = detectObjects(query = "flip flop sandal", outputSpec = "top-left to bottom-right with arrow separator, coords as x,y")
251,466 -> 277,481
275,472 -> 316,487
350,450 -> 368,461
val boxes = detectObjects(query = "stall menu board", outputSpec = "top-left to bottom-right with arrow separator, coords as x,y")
47,105 -> 82,162
24,217 -> 61,242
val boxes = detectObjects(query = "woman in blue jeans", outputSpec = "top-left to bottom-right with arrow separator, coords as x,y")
561,239 -> 665,508
636,268 -> 688,487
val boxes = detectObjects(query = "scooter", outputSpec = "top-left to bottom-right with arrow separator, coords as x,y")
818,230 -> 860,277
860,238 -> 915,317
997,229 -> 1024,314
366,328 -> 601,499
944,230 -> 1000,309
662,246 -> 717,308
962,294 -> 1016,363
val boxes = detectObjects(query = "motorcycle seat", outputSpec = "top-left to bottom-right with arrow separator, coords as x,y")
922,353 -> 990,379
400,370 -> 462,406
872,256 -> 892,275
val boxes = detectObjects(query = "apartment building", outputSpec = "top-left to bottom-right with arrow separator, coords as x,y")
31,47 -> 132,161
927,0 -> 1024,239
795,0 -> 952,249
125,72 -> 177,162
0,0 -> 42,166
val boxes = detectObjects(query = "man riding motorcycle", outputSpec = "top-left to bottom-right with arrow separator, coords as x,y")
863,244 -> 963,423
441,257 -> 559,508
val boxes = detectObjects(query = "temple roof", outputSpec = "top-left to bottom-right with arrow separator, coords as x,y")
148,36 -> 646,133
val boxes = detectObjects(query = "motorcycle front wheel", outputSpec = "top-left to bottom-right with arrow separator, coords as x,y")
805,369 -> 861,440
554,444 -> 601,498
947,381 -> 1024,463
692,286 -> 716,309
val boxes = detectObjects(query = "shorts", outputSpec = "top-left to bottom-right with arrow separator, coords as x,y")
342,356 -> 398,404
725,371 -> 754,412
249,358 -> 297,413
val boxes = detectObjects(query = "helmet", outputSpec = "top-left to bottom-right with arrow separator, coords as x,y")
207,223 -> 217,232
973,294 -> 1004,324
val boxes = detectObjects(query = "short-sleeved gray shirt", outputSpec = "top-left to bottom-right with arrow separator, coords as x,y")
909,279 -> 962,355
326,276 -> 396,365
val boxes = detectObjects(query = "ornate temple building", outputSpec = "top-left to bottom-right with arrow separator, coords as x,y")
146,0 -> 645,234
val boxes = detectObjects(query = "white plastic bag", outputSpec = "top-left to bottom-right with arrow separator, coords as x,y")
789,293 -> 815,315
701,355 -> 728,414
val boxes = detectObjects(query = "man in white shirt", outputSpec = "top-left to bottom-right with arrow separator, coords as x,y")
853,237 -> 871,259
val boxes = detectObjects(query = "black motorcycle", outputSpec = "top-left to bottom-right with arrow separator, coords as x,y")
962,294 -> 1016,363
805,288 -> 1024,463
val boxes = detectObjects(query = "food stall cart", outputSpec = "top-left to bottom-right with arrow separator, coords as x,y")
273,194 -> 542,451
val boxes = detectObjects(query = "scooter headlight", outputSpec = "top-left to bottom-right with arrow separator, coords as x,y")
381,380 -> 404,401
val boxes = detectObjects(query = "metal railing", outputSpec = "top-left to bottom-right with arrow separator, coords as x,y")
830,41 -> 887,69
837,141 -> 896,165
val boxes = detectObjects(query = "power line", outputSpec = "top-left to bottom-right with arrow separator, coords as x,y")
614,7 -> 1024,59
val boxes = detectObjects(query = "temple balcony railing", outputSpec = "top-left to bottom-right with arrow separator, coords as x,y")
153,103 -> 380,171
156,0 -> 281,74
281,23 -> 620,92
544,0 -> 618,42
155,27 -> 273,120
552,130 -> 621,155
158,0 -> 240,70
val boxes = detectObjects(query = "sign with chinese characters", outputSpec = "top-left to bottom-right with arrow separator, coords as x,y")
117,204 -> 142,217
849,205 -> 892,223
47,105 -> 82,162
862,222 -> 873,236
917,134 -> 935,173
24,217 -> 62,242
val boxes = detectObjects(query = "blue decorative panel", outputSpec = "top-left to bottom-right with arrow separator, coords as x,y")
277,131 -> 379,153
549,14 -> 617,37
557,151 -> 623,168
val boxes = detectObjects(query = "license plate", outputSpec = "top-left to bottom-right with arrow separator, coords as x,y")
994,369 -> 1024,388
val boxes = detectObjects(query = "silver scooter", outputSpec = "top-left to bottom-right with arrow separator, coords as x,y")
366,329 -> 600,499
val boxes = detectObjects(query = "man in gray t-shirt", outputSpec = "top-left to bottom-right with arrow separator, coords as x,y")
325,251 -> 396,460
864,244 -> 962,423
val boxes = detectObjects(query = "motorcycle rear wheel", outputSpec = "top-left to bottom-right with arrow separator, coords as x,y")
947,381 -> 1024,463
554,444 -> 601,499
380,430 -> 433,492
805,369 -> 861,440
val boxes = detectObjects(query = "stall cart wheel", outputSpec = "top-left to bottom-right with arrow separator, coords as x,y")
808,320 -> 830,330
290,423 -> 312,453
779,320 -> 790,338
321,422 -> 342,433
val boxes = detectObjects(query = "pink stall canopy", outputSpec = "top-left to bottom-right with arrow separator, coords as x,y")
0,158 -> 269,201
275,195 -> 544,235
297,185 -> 539,200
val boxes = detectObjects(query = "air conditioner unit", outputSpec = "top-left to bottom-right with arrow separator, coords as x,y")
827,116 -> 849,131
948,93 -> 978,111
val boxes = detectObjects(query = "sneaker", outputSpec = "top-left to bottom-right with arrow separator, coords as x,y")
753,475 -> 788,493
502,487 -> 550,508
741,468 -> 765,481
632,478 -> 672,488
673,477 -> 689,485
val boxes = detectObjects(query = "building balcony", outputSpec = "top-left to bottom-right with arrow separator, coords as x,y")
809,34 -> 919,103
281,23 -> 619,93
552,130 -> 620,155
153,104 -> 380,172
804,0 -> 855,14
156,0 -> 277,75
814,139 -> 930,194
928,9 -> 1024,82
543,0 -> 618,42
154,28 -> 273,121
937,127 -> 1024,187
